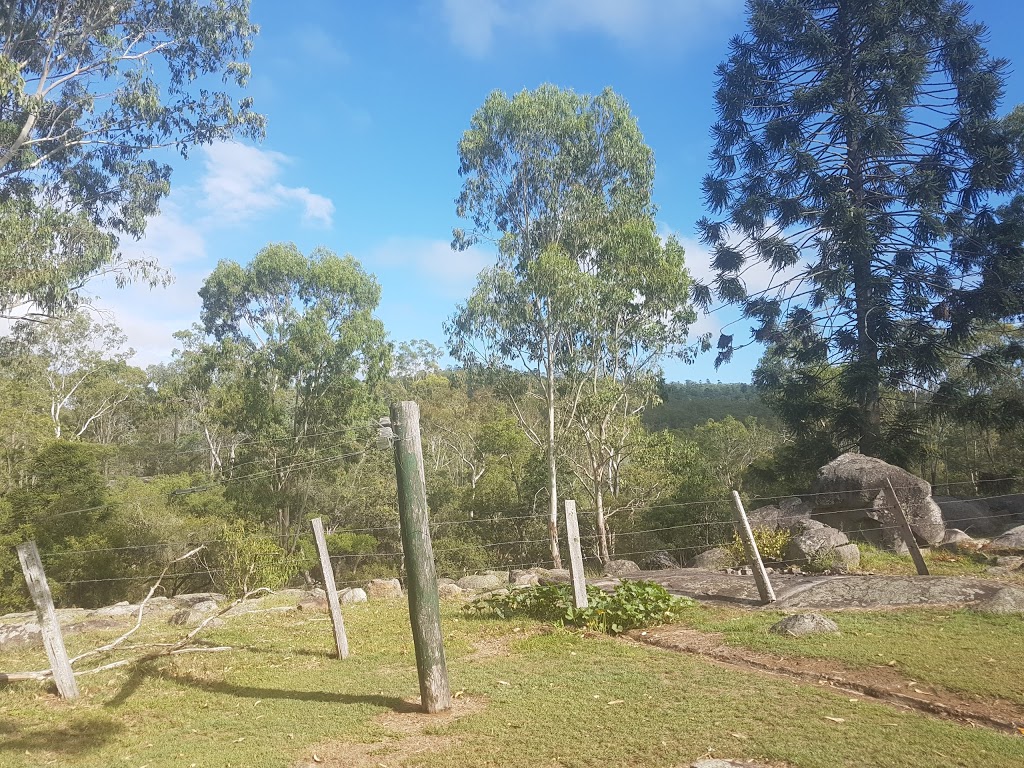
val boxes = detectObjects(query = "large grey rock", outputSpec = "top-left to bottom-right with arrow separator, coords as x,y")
769,613 -> 840,637
747,497 -> 813,531
810,453 -> 945,549
935,497 -> 1005,537
604,559 -> 641,576
365,578 -> 403,599
456,574 -> 505,592
787,526 -> 859,572
972,587 -> 1024,615
985,524 -> 1024,554
639,551 -> 679,570
937,528 -> 983,554
67,617 -> 131,635
689,546 -> 734,570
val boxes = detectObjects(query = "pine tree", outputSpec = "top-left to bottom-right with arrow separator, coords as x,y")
696,0 -> 1024,459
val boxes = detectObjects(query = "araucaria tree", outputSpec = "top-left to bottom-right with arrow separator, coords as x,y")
696,0 -> 1024,460
0,0 -> 264,321
448,84 -> 694,567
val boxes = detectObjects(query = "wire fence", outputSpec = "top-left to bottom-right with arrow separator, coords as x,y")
32,481 -> 1023,593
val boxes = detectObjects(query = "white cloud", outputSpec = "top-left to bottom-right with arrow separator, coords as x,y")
200,142 -> 335,228
367,236 -> 493,296
441,0 -> 743,57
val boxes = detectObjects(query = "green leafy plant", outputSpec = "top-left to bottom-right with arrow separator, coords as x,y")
467,580 -> 693,635
204,522 -> 311,597
727,526 -> 792,565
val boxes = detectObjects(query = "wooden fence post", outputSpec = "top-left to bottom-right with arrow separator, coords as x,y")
310,517 -> 350,659
16,541 -> 79,699
883,478 -> 930,576
563,500 -> 588,609
391,401 -> 451,714
730,491 -> 776,605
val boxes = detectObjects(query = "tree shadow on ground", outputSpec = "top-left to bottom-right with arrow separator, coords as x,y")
162,671 -> 421,712
0,713 -> 124,758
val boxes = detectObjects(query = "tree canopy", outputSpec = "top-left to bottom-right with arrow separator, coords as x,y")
0,0 -> 264,321
695,0 -> 1024,460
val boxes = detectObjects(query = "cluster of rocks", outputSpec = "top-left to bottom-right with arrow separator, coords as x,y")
688,453 -> 1024,573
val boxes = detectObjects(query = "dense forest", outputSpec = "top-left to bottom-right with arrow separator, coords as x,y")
4,0 -> 1024,613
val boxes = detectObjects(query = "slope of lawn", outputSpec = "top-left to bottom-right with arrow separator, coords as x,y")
0,596 -> 1021,768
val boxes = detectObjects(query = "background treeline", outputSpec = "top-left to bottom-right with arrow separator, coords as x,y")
3,304 -> 1023,612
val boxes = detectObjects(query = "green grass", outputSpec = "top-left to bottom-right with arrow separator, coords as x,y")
674,603 -> 1024,705
858,543 -> 1024,583
0,597 -> 1022,767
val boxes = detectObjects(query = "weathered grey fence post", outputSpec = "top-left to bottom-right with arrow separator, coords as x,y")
16,541 -> 78,699
391,400 -> 451,714
310,517 -> 350,659
730,491 -> 776,605
883,478 -> 930,576
563,500 -> 588,609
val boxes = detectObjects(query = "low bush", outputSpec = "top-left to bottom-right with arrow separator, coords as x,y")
726,526 -> 791,565
467,579 -> 694,635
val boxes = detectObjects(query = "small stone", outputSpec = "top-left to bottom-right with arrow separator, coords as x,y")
604,560 -> 641,576
457,574 -> 505,591
437,583 -> 465,599
339,587 -> 367,604
769,613 -> 840,637
365,578 -> 403,600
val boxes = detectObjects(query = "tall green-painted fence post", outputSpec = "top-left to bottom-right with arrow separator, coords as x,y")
390,400 -> 452,714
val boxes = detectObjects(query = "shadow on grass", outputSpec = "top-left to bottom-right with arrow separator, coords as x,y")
0,713 -> 123,758
163,671 -> 421,712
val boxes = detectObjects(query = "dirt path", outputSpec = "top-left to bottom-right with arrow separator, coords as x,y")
628,624 -> 1024,735
598,568 -> 1012,610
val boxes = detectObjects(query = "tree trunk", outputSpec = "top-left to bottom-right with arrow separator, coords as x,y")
839,4 -> 883,458
546,351 -> 562,569
594,480 -> 609,564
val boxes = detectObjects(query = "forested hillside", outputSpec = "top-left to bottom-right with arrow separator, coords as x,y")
644,382 -> 779,431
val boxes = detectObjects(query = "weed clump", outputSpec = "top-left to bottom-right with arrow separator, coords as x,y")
467,580 -> 693,635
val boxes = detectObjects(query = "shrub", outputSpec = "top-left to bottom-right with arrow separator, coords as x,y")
203,522 -> 310,597
726,526 -> 791,565
467,580 -> 694,635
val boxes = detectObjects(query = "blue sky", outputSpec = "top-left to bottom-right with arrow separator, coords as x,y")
95,0 -> 1024,384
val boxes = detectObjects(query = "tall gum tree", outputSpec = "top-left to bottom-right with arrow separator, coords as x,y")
447,84 -> 677,568
197,243 -> 390,541
696,0 -> 1024,460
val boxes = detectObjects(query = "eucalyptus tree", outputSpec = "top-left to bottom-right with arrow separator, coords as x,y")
447,84 -> 660,568
566,227 -> 698,563
3,311 -> 142,441
197,243 -> 390,540
696,0 -> 1024,460
0,0 -> 264,322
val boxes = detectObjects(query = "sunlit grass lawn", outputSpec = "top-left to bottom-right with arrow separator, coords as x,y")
1,596 -> 1022,768
673,602 -> 1024,706
857,543 -> 1024,583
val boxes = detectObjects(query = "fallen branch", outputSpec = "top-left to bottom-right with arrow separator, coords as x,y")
1,547 -> 271,686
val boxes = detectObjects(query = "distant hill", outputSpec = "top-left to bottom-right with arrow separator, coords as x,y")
644,381 -> 778,431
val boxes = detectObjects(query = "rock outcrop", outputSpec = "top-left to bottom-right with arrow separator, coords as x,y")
810,453 -> 945,549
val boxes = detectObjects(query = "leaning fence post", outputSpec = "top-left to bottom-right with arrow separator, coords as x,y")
16,541 -> 79,699
883,478 -> 930,576
563,500 -> 588,609
391,400 -> 451,714
310,517 -> 350,659
730,491 -> 776,605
